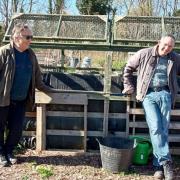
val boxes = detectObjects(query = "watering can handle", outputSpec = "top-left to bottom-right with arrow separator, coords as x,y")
148,143 -> 153,155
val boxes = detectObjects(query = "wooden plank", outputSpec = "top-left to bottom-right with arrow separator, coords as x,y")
104,52 -> 112,94
103,99 -> 109,136
25,111 -> 36,117
84,105 -> 88,152
46,111 -> 126,119
170,148 -> 180,155
126,100 -> 130,137
47,130 -> 85,136
46,130 -> 126,137
36,104 -> 46,151
129,108 -> 144,114
129,121 -> 180,129
129,122 -> 147,128
129,133 -> 180,142
108,132 -> 127,137
87,131 -> 103,136
132,101 -> 136,135
171,110 -> 180,116
130,108 -> 180,116
35,92 -> 88,105
23,131 -> 36,136
35,90 -> 130,101
175,94 -> 180,102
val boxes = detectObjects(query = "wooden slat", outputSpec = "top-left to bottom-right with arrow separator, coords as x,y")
129,108 -> 144,114
36,104 -> 46,151
108,132 -> 127,136
129,108 -> 180,116
170,148 -> 180,155
103,99 -> 109,136
46,130 -> 126,137
171,110 -> 180,116
87,131 -> 103,136
35,92 -> 88,105
129,133 -> 180,142
175,94 -> 180,102
47,129 -> 85,136
46,111 -> 126,119
25,111 -> 36,117
84,105 -> 87,152
129,121 -> 180,129
23,131 -> 36,136
126,100 -> 130,137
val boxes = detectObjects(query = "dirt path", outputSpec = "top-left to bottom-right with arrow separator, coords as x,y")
0,150 -> 180,180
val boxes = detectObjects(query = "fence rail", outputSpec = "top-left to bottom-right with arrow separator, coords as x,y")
3,14 -> 180,52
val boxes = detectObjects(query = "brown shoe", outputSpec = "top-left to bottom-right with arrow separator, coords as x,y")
154,166 -> 164,179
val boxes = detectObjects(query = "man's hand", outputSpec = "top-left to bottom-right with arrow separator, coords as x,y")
122,88 -> 134,95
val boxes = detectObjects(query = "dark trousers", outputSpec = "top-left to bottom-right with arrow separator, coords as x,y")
0,100 -> 26,154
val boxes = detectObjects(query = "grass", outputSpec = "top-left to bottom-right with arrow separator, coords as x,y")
35,165 -> 54,179
22,175 -> 29,180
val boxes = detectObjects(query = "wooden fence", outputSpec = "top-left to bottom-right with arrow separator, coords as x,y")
23,91 -> 180,155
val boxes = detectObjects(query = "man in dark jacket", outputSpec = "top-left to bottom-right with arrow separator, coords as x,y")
123,34 -> 180,180
0,23 -> 55,167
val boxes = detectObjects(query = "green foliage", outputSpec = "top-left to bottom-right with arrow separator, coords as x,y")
173,9 -> 180,16
22,175 -> 29,180
94,57 -> 105,68
35,165 -> 54,179
112,60 -> 127,71
76,0 -> 109,15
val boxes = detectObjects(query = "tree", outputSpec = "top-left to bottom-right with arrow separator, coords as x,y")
48,0 -> 53,14
0,24 -> 5,45
55,0 -> 65,14
76,0 -> 109,15
0,0 -> 47,30
173,9 -> 180,16
48,0 -> 66,14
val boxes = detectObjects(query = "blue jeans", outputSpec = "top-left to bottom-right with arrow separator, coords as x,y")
142,90 -> 172,166
0,100 -> 26,154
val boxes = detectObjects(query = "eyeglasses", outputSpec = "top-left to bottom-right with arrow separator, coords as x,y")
21,35 -> 33,40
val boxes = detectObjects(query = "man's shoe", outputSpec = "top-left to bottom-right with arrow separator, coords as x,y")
6,154 -> 17,165
0,154 -> 8,167
163,161 -> 174,180
154,166 -> 164,179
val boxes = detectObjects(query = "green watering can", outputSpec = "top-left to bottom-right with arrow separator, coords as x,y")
130,136 -> 152,165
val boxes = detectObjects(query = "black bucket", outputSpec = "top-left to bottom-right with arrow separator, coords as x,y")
96,137 -> 135,173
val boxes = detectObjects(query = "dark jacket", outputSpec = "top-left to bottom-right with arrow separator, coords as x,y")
0,42 -> 54,107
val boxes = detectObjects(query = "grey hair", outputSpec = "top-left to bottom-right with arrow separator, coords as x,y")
11,23 -> 31,40
161,34 -> 175,42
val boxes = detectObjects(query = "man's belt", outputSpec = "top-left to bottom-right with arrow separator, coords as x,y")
148,86 -> 169,92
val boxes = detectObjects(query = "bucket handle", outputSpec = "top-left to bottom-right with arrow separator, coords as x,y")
96,138 -> 100,144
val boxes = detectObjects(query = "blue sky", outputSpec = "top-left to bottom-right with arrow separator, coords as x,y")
65,0 -> 79,15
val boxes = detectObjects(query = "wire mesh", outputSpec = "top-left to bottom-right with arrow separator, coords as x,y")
6,14 -> 107,41
164,17 -> 180,41
114,16 -> 180,42
114,16 -> 162,41
3,14 -> 180,50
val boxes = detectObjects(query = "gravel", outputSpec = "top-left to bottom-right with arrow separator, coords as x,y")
0,150 -> 180,180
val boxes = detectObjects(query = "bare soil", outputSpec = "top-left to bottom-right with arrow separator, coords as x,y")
0,150 -> 180,180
